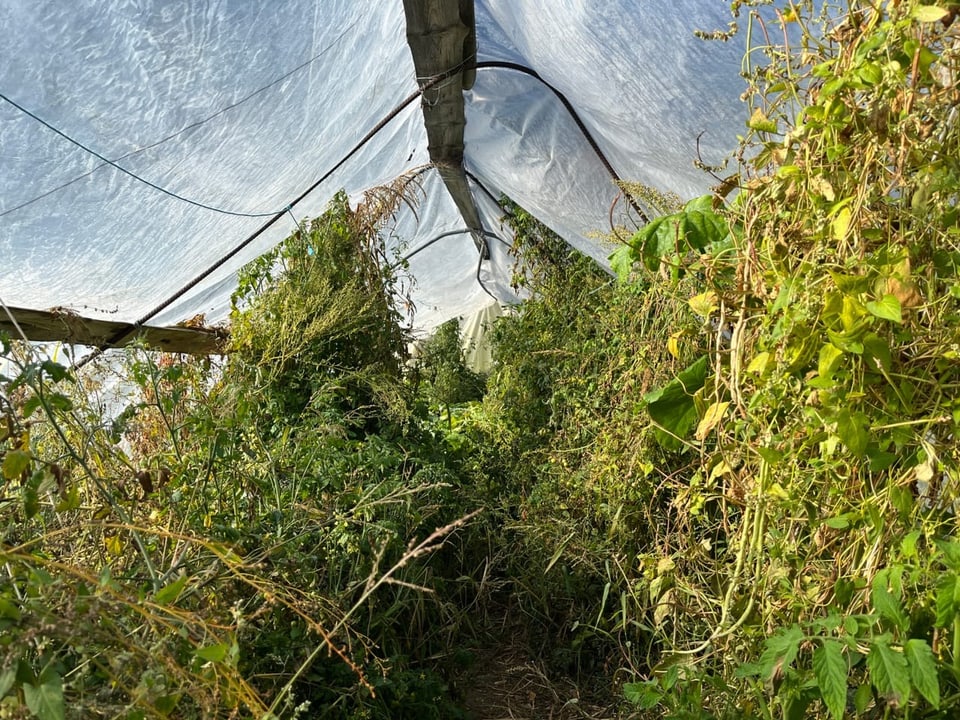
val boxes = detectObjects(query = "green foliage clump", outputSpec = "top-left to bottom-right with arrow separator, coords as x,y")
415,319 -> 485,423
0,186 -> 484,720
229,189 -> 410,432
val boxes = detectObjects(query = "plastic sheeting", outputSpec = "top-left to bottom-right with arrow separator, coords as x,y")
1,1 -> 749,335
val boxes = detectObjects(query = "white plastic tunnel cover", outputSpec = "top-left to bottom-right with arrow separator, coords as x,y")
0,1 -> 749,337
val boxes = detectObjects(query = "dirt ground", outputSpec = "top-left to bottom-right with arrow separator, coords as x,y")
456,613 -> 618,720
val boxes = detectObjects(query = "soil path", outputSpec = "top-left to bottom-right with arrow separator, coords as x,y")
456,613 -> 616,720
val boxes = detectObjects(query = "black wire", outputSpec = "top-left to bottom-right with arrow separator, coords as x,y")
475,237 -> 499,302
0,91 -> 292,219
473,61 -> 650,224
65,59 -> 634,365
397,225 -> 511,267
0,22 -> 358,219
73,73 -> 466,369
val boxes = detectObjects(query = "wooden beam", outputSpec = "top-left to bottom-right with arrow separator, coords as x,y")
0,306 -> 227,355
403,0 -> 488,257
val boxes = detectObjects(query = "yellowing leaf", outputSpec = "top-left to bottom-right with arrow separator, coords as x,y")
667,332 -> 682,359
2,449 -> 31,480
818,343 -> 845,380
746,351 -> 771,375
747,107 -> 777,133
104,535 -> 124,557
913,5 -> 949,22
831,206 -> 851,241
810,175 -> 836,202
708,460 -> 732,482
688,291 -> 718,317
696,401 -> 730,440
886,276 -> 923,309
766,482 -> 790,500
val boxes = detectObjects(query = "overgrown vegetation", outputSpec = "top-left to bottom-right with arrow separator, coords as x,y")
3,1 -> 960,718
0,178 -> 488,719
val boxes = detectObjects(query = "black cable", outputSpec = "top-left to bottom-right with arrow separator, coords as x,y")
396,229 -> 472,266
464,170 -> 508,215
474,61 -> 650,224
475,235 -> 500,302
73,71 -> 468,369
0,22 -> 358,219
0,91 -> 292,219
66,59 -> 633,365
397,225 -> 510,267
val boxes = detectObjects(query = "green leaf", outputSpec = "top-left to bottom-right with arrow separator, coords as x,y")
644,356 -> 709,450
154,575 -> 189,605
194,643 -> 228,662
871,577 -> 907,631
154,693 -> 182,715
823,515 -> 851,530
756,624 -> 804,680
0,666 -> 16,698
857,61 -> 883,85
854,683 -> 873,714
631,215 -> 673,271
681,196 -> 729,250
22,480 -> 40,520
901,530 -> 921,559
867,640 -> 910,706
0,595 -> 22,621
40,360 -> 72,383
936,541 -> 960,571
814,640 -> 847,720
21,395 -> 42,419
818,343 -> 845,381
623,680 -> 662,709
2,450 -> 31,480
45,393 -> 73,412
936,574 -> 959,627
609,245 -> 635,283
23,674 -> 65,720
865,294 -> 902,323
836,408 -> 869,456
863,332 -> 893,374
905,638 -> 940,708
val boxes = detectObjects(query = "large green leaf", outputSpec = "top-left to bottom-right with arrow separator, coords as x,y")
23,674 -> 65,720
936,574 -> 960,627
637,215 -> 679,271
643,355 -> 709,450
154,575 -> 189,606
629,196 -> 728,273
867,640 -> 910,706
905,638 -> 940,709
623,680 -> 662,709
813,640 -> 847,720
756,624 -> 804,680
609,245 -> 635,283
194,643 -> 229,663
680,195 -> 729,251
0,666 -> 15,698
836,408 -> 869,456
865,294 -> 903,323
871,576 -> 907,631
